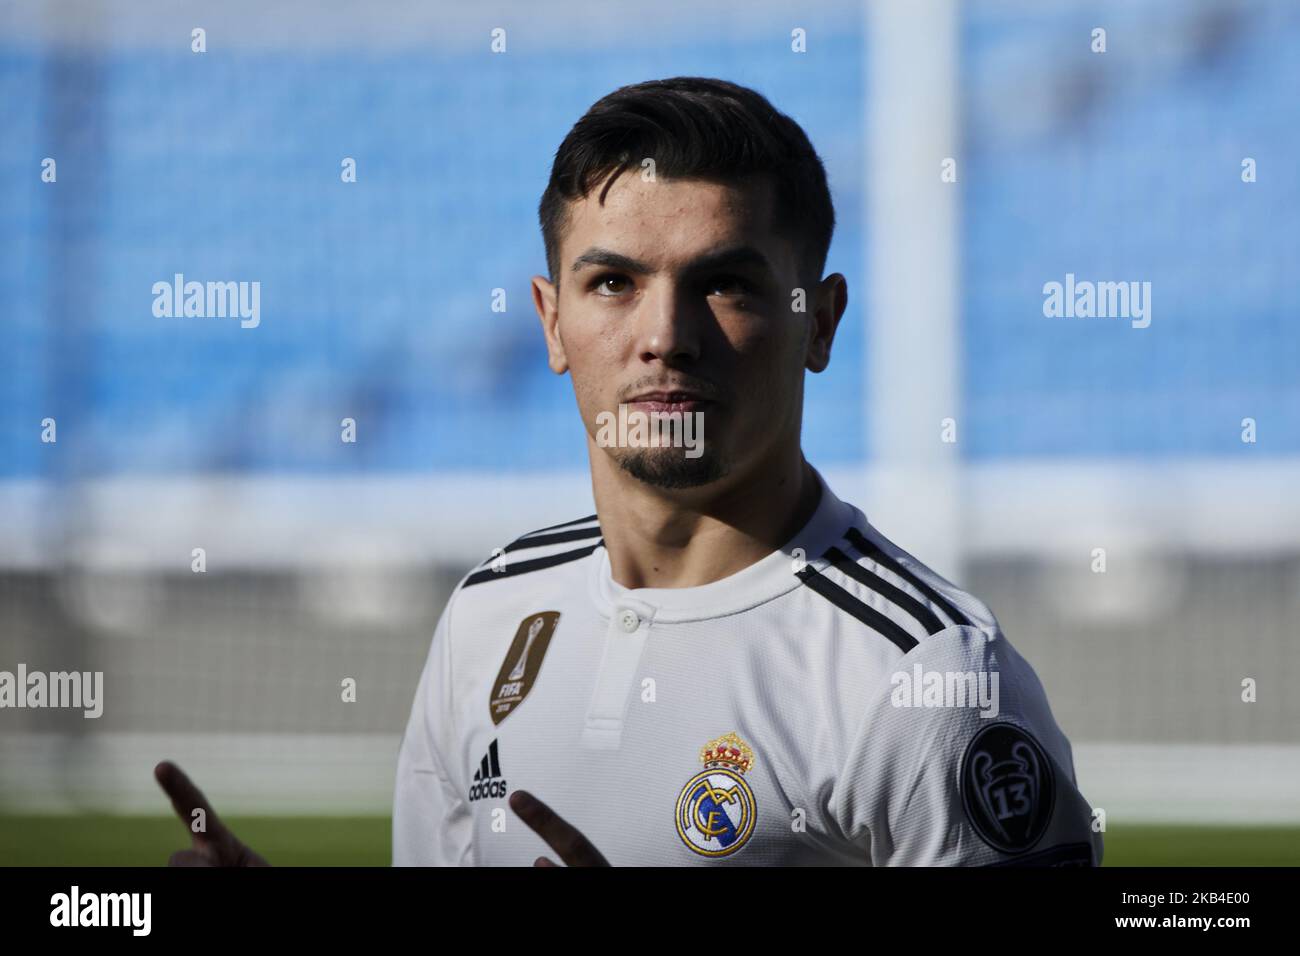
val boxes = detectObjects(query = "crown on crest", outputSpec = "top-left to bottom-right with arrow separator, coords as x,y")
700,732 -> 755,773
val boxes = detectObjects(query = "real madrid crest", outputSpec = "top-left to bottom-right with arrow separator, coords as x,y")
489,611 -> 560,725
674,732 -> 758,858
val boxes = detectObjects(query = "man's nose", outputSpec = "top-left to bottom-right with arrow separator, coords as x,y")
635,281 -> 701,365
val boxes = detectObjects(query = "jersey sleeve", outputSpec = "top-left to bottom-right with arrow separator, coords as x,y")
392,589 -> 474,866
831,624 -> 1103,866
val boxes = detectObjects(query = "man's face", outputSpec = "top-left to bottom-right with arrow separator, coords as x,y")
533,171 -> 834,491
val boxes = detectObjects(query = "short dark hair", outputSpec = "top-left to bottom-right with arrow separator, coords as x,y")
538,76 -> 835,288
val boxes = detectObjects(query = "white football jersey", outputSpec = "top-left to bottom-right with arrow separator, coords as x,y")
393,467 -> 1103,866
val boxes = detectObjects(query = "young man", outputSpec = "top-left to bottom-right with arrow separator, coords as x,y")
157,77 -> 1101,867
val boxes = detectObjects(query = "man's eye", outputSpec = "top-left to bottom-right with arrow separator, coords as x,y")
593,275 -> 631,295
708,275 -> 753,296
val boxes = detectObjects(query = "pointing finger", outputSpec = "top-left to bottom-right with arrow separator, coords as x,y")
510,790 -> 609,867
154,760 -> 233,849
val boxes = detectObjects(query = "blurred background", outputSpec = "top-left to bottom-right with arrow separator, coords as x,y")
1,0 -> 1297,864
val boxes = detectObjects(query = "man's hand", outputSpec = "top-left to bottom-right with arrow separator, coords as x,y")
154,760 -> 270,867
508,790 -> 610,866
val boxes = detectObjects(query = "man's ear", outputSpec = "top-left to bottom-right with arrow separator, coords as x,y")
532,274 -> 568,374
805,272 -> 847,374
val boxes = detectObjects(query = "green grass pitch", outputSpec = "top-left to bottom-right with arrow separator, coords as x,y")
2,816 -> 1299,866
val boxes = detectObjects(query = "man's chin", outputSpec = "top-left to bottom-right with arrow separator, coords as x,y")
617,448 -> 728,490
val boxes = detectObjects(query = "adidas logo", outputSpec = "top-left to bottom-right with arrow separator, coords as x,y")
468,739 -> 507,802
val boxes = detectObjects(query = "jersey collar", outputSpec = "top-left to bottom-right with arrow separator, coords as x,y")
588,465 -> 862,623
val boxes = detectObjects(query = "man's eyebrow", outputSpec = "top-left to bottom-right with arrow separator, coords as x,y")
686,245 -> 775,276
569,244 -> 775,277
570,248 -> 652,275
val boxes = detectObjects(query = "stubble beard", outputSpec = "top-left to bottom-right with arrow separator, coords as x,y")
617,445 -> 729,489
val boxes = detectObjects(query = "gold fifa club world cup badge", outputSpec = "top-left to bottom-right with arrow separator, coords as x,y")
489,611 -> 560,725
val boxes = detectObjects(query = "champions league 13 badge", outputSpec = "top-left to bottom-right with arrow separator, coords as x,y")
960,722 -> 1056,854
675,732 -> 758,858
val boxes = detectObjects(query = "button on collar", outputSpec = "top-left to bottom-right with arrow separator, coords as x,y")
617,608 -> 640,633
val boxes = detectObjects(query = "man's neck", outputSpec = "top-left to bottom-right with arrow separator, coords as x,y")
590,447 -> 822,591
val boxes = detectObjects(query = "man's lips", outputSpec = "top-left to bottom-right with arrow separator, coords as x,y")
624,391 -> 714,412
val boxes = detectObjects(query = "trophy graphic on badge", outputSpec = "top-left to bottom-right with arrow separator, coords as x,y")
508,616 -> 547,681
